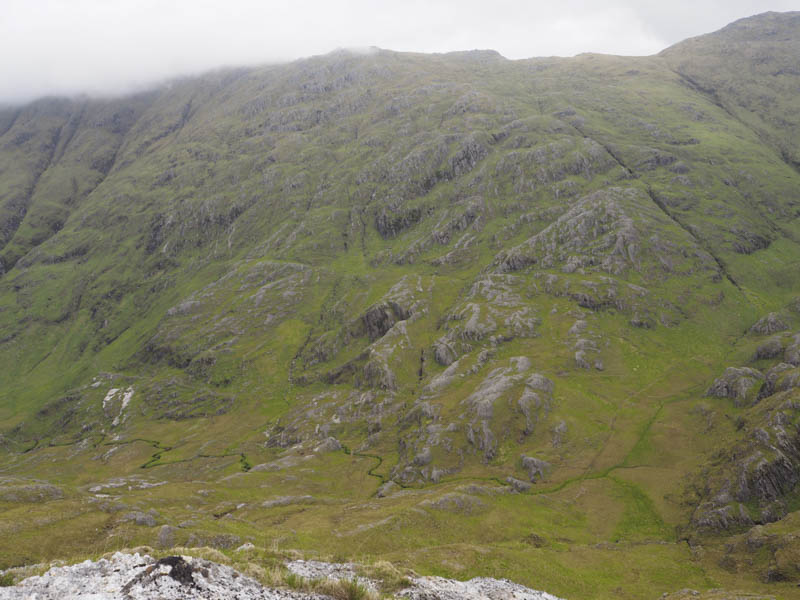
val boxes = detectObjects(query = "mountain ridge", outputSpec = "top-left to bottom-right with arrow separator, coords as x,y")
1,11 -> 800,598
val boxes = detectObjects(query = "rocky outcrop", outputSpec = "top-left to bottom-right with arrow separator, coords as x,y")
706,367 -> 764,406
521,455 -> 551,482
314,437 -> 342,453
0,553 -> 564,600
362,302 -> 411,342
689,392 -> 800,531
0,552 -> 327,599
759,363 -> 800,399
262,495 -> 316,509
375,206 -> 425,239
432,339 -> 458,366
121,511 -> 158,527
286,557 -> 562,600
753,337 -> 785,360
433,275 -> 539,365
361,356 -> 398,390
494,187 -> 715,281
709,523 -> 800,585
749,313 -> 789,335
399,576 -> 562,600
506,476 -> 532,493
0,482 -> 63,503
784,334 -> 800,366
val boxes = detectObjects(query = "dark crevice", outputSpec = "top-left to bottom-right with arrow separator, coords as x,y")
1,101 -> 141,276
103,96 -> 157,178
0,108 -> 22,140
573,123 -> 744,292
51,102 -> 86,165
645,185 -> 743,291
20,97 -> 153,263
0,119 -> 67,268
671,66 -> 800,251
673,71 -> 736,118
357,207 -> 367,255
673,67 -> 800,180
779,148 -> 800,176
43,121 -> 65,178
101,144 -> 122,177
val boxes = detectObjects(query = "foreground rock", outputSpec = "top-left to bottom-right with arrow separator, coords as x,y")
399,576 -> 563,600
0,553 -> 563,600
286,558 -> 562,600
0,552 -> 325,600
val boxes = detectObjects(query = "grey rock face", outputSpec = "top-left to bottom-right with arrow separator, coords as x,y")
399,575 -> 563,600
361,301 -> 411,341
361,357 -> 397,390
413,446 -> 433,466
185,533 -> 241,550
691,396 -> 800,531
784,335 -> 800,365
420,493 -> 486,514
314,437 -> 342,453
262,495 -> 316,508
121,511 -> 157,527
286,559 -> 377,592
375,207 -> 425,239
432,339 -> 457,366
157,525 -> 177,548
376,481 -> 399,497
754,337 -> 785,360
759,363 -> 800,399
749,313 -> 789,335
506,476 -> 533,493
0,483 -> 63,503
0,552 -> 328,600
693,503 -> 753,531
521,455 -> 551,482
706,367 -> 764,406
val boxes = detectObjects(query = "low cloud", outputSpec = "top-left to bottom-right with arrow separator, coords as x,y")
1,0 -> 796,104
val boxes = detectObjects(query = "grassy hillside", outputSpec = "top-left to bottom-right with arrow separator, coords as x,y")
1,12 -> 800,598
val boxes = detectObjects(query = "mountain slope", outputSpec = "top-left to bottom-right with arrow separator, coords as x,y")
1,12 -> 800,599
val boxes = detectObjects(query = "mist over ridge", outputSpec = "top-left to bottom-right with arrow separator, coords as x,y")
2,0 -> 798,103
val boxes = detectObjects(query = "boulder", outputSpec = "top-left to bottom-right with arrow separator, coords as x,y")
759,363 -> 800,398
506,476 -> 532,493
157,525 -> 177,548
433,339 -> 457,366
749,313 -> 789,335
753,336 -> 784,360
262,495 -> 315,508
0,483 -> 63,503
706,367 -> 764,406
314,437 -> 342,453
521,455 -> 551,482
376,481 -> 399,498
122,511 -> 157,527
361,301 -> 410,341
784,335 -> 800,365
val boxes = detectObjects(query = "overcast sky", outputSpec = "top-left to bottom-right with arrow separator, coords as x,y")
1,0 -> 798,103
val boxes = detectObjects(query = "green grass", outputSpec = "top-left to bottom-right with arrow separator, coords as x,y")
1,12 -> 800,599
